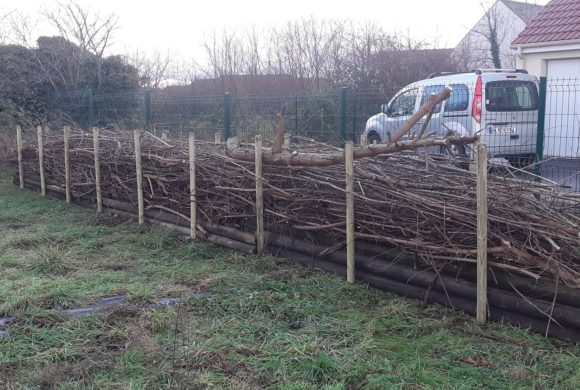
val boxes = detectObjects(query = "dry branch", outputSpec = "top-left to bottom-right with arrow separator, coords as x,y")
226,134 -> 478,166
19,129 -> 580,289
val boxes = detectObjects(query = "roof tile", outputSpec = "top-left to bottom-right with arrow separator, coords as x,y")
513,0 -> 580,44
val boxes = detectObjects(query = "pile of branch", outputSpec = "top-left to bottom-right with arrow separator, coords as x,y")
19,128 -> 580,288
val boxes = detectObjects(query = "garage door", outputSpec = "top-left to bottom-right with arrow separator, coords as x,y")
545,59 -> 580,157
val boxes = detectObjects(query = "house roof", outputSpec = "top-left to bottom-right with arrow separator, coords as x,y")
501,0 -> 544,23
512,0 -> 580,45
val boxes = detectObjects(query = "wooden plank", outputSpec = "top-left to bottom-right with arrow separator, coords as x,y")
63,126 -> 71,203
37,126 -> 46,196
93,128 -> 103,213
476,143 -> 488,323
134,130 -> 144,225
345,141 -> 355,283
189,132 -> 197,240
16,126 -> 24,189
255,135 -> 264,256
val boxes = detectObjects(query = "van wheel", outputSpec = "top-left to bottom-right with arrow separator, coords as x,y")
367,132 -> 381,144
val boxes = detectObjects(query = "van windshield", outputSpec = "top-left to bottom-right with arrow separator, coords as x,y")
485,81 -> 538,111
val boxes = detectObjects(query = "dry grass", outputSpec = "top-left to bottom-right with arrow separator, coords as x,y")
1,168 -> 580,389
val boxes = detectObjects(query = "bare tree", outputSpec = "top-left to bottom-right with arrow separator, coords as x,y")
130,49 -> 173,89
201,29 -> 247,91
196,17 -> 457,93
6,11 -> 39,47
42,1 -> 119,92
454,0 -> 522,70
481,1 -> 503,68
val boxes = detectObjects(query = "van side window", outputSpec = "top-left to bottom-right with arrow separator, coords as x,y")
420,85 -> 445,113
388,89 -> 418,117
444,84 -> 469,112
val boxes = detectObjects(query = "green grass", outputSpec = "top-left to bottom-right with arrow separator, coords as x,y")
1,168 -> 580,389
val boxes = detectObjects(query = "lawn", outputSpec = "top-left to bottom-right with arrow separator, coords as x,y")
1,167 -> 580,389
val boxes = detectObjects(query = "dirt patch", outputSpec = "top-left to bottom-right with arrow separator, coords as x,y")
1,352 -> 108,390
103,304 -> 142,323
99,261 -> 132,271
37,358 -> 105,390
87,213 -> 131,227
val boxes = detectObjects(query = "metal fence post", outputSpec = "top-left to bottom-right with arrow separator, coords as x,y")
87,88 -> 94,129
340,87 -> 348,144
295,95 -> 299,133
224,92 -> 231,140
352,95 -> 357,143
535,77 -> 547,177
144,90 -> 152,129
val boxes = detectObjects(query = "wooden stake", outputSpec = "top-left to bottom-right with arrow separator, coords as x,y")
360,133 -> 368,147
345,141 -> 355,283
63,126 -> 71,203
93,128 -> 103,213
37,126 -> 46,196
470,142 -> 477,172
16,126 -> 24,189
255,135 -> 264,256
215,132 -> 222,144
189,132 -> 197,240
476,143 -> 488,323
134,130 -> 144,225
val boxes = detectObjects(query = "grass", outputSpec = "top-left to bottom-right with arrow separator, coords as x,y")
1,167 -> 580,389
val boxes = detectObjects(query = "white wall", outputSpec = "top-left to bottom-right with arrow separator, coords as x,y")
454,1 -> 526,69
516,49 -> 580,76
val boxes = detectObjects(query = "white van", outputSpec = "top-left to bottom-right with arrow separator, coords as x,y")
364,69 -> 539,165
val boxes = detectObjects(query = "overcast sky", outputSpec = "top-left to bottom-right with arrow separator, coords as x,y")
2,0 -> 549,61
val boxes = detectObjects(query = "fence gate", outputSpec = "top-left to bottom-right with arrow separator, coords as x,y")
544,60 -> 580,157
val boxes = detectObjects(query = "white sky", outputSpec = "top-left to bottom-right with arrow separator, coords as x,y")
2,0 -> 549,62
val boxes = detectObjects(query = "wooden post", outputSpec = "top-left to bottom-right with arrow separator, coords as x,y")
345,141 -> 355,283
16,126 -> 24,189
215,132 -> 222,144
63,126 -> 71,203
255,135 -> 264,256
37,126 -> 46,197
476,143 -> 488,323
360,134 -> 368,147
189,132 -> 197,240
93,128 -> 103,213
470,142 -> 477,172
134,130 -> 144,225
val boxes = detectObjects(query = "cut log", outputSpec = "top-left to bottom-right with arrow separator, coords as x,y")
226,134 -> 478,166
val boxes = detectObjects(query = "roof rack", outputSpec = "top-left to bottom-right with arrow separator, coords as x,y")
472,68 -> 528,74
427,71 -> 472,79
428,69 -> 529,78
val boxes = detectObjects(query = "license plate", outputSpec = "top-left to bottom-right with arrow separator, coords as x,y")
494,126 -> 516,134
